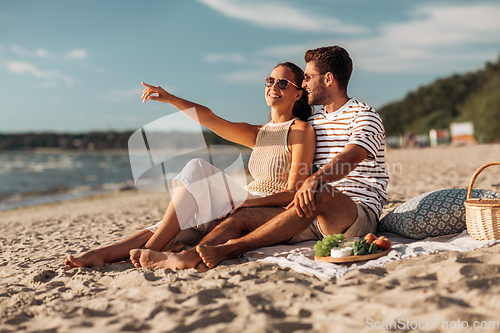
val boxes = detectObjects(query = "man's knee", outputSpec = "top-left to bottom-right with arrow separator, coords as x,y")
314,184 -> 336,207
314,185 -> 355,213
219,208 -> 253,228
220,210 -> 245,227
226,207 -> 282,231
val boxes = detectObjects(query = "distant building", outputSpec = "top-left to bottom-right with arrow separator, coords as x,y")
450,122 -> 478,146
429,129 -> 450,147
386,136 -> 401,149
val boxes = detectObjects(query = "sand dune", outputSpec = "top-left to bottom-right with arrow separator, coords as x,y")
1,144 -> 500,332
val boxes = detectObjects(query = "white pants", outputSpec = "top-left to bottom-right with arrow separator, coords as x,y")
146,158 -> 265,249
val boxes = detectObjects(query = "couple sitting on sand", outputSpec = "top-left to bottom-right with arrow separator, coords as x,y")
65,45 -> 389,271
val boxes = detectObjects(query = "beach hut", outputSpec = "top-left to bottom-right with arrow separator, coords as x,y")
450,122 -> 478,146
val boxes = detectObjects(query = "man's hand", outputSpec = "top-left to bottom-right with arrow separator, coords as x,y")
286,176 -> 318,218
219,200 -> 253,219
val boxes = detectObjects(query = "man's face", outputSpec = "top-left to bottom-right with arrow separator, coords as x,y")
302,61 -> 329,106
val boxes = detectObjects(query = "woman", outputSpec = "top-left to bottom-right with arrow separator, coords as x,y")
64,62 -> 316,270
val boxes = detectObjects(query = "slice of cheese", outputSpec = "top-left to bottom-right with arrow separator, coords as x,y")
330,246 -> 353,258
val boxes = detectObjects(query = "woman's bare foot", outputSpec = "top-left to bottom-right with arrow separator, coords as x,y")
129,248 -> 202,270
169,243 -> 185,253
64,250 -> 105,268
196,241 -> 239,269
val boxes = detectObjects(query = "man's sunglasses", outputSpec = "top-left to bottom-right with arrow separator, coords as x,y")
264,76 -> 300,90
303,73 -> 326,82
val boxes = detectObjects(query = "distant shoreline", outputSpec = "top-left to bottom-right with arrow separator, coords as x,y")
2,147 -> 131,154
1,145 -> 253,155
0,130 -> 249,152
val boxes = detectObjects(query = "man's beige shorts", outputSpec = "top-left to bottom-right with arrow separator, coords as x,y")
286,202 -> 378,244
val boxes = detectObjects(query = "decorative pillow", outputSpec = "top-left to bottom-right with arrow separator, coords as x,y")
378,188 -> 500,239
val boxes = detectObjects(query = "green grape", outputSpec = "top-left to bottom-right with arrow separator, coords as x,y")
314,233 -> 345,256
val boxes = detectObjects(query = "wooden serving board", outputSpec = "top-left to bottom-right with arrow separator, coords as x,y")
314,248 -> 391,263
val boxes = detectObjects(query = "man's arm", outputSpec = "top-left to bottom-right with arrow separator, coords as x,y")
287,144 -> 368,217
313,144 -> 368,184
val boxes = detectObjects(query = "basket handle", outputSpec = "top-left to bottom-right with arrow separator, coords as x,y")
467,162 -> 500,200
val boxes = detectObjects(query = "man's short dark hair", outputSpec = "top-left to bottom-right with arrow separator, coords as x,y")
304,46 -> 352,92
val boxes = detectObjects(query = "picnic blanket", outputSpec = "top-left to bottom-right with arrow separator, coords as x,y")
244,231 -> 500,279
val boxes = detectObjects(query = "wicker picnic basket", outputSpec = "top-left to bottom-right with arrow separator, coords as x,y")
464,162 -> 500,241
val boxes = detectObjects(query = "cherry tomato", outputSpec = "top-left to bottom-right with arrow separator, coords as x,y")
373,236 -> 391,250
364,233 -> 377,244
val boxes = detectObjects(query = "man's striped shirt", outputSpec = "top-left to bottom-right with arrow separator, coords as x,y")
308,98 -> 389,217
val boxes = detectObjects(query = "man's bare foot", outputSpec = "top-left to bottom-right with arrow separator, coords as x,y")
195,262 -> 209,273
64,250 -> 105,268
196,241 -> 239,269
129,248 -> 201,270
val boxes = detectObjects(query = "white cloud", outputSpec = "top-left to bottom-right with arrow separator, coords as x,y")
65,49 -> 88,60
35,48 -> 50,58
348,3 -> 500,73
7,61 -> 75,86
198,0 -> 367,34
204,53 -> 246,64
251,3 -> 500,74
9,45 -> 53,59
396,3 -> 500,46
6,45 -> 89,61
10,45 -> 32,57
1,46 -> 93,87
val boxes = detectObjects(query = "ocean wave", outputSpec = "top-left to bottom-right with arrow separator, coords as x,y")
0,181 -> 136,211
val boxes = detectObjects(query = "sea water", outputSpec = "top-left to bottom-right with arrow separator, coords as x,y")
0,151 -> 135,210
0,149 -> 251,210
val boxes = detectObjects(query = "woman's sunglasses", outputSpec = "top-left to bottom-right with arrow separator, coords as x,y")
264,77 -> 300,90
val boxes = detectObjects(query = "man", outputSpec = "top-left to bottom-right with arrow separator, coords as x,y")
130,46 -> 389,270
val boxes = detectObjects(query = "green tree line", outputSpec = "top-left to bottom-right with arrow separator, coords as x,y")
378,55 -> 500,143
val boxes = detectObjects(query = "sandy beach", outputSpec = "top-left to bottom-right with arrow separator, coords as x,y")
1,144 -> 500,332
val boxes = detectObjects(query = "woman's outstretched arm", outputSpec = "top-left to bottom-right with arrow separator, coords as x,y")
141,82 -> 259,148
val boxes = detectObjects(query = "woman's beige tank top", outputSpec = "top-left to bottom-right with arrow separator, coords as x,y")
246,118 -> 296,195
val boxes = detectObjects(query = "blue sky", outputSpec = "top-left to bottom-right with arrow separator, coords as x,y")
1,0 -> 499,133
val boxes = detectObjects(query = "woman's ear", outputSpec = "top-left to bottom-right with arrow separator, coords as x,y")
295,89 -> 303,101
